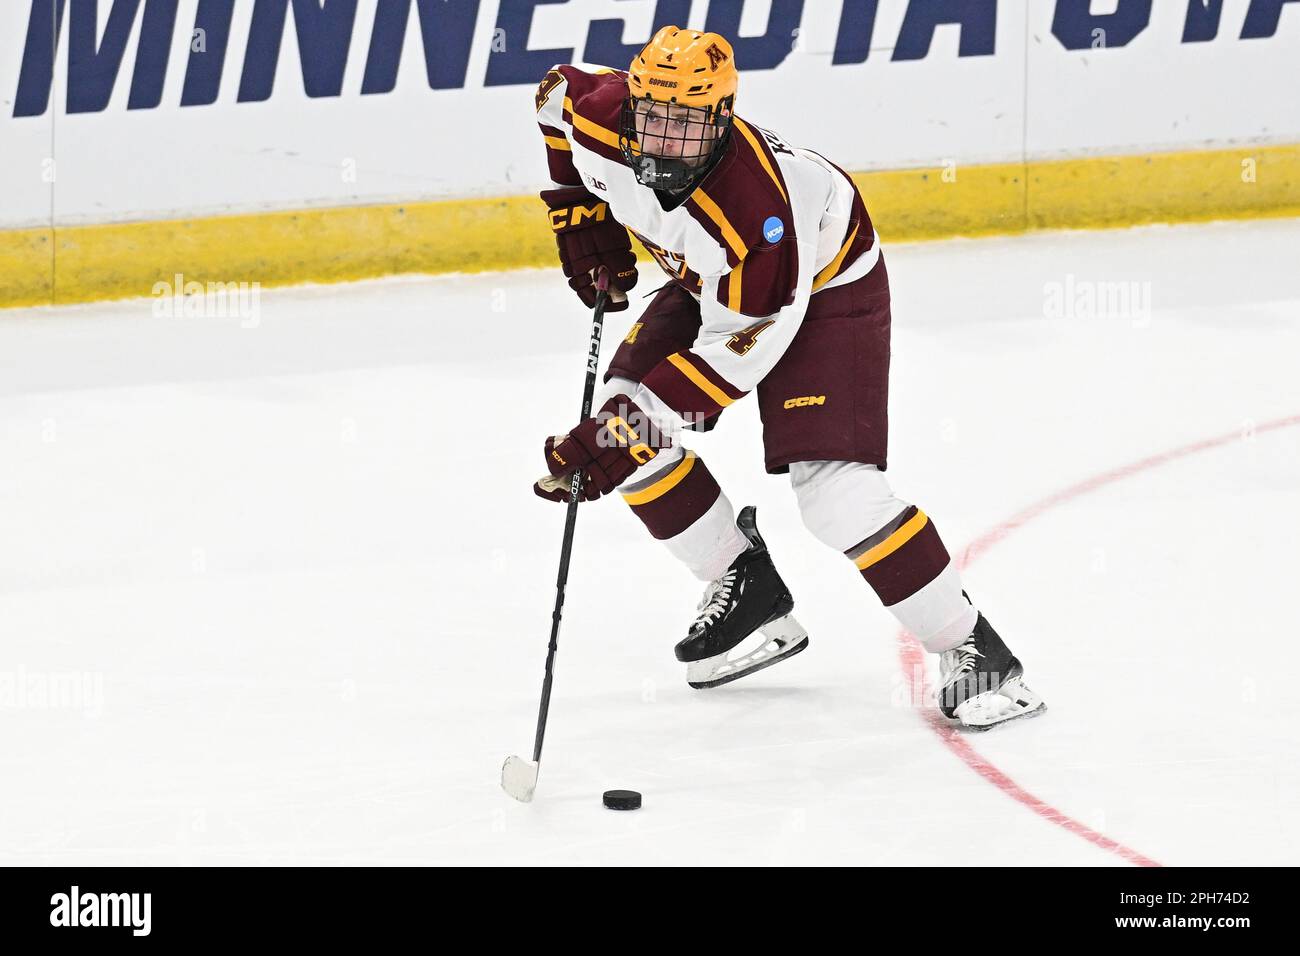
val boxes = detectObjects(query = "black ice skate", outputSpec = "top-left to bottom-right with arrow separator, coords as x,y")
937,612 -> 1046,730
674,506 -> 809,689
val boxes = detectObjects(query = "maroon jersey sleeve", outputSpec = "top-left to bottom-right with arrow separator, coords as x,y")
535,65 -> 630,182
535,67 -> 580,187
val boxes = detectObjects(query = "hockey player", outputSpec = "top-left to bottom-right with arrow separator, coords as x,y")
531,27 -> 1043,729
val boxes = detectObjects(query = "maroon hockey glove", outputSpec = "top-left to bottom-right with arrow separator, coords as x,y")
534,394 -> 669,502
542,187 -> 638,312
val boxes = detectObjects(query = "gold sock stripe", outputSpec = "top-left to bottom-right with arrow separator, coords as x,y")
853,509 -> 929,570
621,450 -> 697,505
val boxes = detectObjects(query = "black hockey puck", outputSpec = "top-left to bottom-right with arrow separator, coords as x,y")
602,789 -> 642,811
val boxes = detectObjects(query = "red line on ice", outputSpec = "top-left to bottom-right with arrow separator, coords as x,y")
898,413 -> 1300,868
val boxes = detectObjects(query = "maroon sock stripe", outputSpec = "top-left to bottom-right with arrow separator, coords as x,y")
622,450 -> 721,540
851,507 -> 951,607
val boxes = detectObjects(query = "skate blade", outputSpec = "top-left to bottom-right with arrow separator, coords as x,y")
687,615 -> 809,689
501,755 -> 538,802
953,678 -> 1046,731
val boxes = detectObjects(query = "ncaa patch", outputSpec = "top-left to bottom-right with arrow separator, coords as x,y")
762,216 -> 785,243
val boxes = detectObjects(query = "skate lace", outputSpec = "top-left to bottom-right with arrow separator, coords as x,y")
940,639 -> 984,689
694,570 -> 737,628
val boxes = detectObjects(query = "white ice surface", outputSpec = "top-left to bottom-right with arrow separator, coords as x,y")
1,219 -> 1298,866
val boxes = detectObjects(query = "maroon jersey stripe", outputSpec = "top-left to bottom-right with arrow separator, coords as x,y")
642,350 -> 746,421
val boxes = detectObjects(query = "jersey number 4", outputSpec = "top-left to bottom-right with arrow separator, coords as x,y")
727,320 -> 776,356
535,69 -> 563,113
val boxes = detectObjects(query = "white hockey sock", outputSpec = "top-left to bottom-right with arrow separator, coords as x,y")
791,460 -> 978,650
663,491 -> 748,582
618,444 -> 747,582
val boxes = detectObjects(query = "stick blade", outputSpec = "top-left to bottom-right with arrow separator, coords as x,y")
501,755 -> 538,802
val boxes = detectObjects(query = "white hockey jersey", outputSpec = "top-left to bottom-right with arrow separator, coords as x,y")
536,64 -> 881,427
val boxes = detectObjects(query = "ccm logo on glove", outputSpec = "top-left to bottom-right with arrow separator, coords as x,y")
541,186 -> 638,312
549,202 -> 608,231
535,395 -> 669,502
603,415 -> 657,464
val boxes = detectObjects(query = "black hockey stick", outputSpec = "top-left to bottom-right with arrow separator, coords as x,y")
502,273 -> 610,802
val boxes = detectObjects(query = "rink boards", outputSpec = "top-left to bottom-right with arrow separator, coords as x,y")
2,0 -> 1299,307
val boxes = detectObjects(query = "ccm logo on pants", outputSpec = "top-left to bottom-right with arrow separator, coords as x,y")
783,395 -> 826,409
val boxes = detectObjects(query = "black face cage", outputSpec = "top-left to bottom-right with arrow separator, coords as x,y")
619,96 -> 734,192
